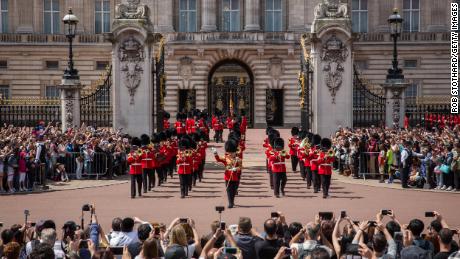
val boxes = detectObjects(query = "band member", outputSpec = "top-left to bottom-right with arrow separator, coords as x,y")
269,138 -> 290,198
177,138 -> 193,198
297,131 -> 307,181
288,127 -> 300,172
175,113 -> 186,139
151,134 -> 165,186
226,114 -> 234,131
318,138 -> 335,198
240,111 -> 248,139
158,132 -> 170,183
163,111 -> 171,129
213,139 -> 242,208
127,137 -> 143,198
140,134 -> 155,192
266,131 -> 280,189
212,113 -> 224,143
299,132 -> 314,187
191,134 -> 202,187
186,112 -> 196,134
309,134 -> 322,193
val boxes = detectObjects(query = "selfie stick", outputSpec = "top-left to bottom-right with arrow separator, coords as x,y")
81,210 -> 85,231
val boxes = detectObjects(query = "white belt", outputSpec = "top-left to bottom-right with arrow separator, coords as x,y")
311,159 -> 319,162
178,163 -> 190,166
319,164 -> 332,167
273,162 -> 286,165
131,163 -> 142,166
143,159 -> 152,161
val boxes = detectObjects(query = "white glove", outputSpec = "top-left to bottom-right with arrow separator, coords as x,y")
211,147 -> 217,154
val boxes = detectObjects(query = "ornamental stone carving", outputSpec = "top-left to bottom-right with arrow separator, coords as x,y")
119,37 -> 145,104
64,95 -> 74,130
321,34 -> 348,103
115,0 -> 148,19
179,56 -> 194,80
269,57 -> 283,80
314,0 -> 349,19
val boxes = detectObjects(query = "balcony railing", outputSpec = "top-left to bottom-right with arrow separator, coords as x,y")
0,34 -> 107,44
167,31 -> 303,43
355,32 -> 450,43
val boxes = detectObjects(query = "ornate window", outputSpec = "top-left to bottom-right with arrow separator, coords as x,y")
44,0 -> 60,34
179,0 -> 197,32
0,85 -> 9,99
222,0 -> 240,31
351,0 -> 368,33
95,0 -> 111,34
0,0 -> 8,33
403,0 -> 420,32
265,0 -> 282,32
45,86 -> 60,98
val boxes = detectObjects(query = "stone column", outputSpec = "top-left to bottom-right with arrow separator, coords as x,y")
59,79 -> 82,132
155,0 -> 174,32
244,0 -> 260,31
382,80 -> 409,129
201,0 -> 217,31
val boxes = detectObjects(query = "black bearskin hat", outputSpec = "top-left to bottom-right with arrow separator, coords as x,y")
140,134 -> 150,146
312,134 -> 322,146
170,128 -> 177,137
190,139 -> 197,149
131,137 -> 141,147
225,139 -> 238,153
265,127 -> 274,135
176,112 -> 182,120
151,133 -> 160,144
158,132 -> 167,142
307,133 -> 314,143
268,133 -> 277,147
291,127 -> 299,136
179,138 -> 190,150
321,138 -> 332,150
298,130 -> 307,140
192,133 -> 201,142
274,138 -> 284,149
165,129 -> 172,139
164,111 -> 171,119
228,131 -> 241,142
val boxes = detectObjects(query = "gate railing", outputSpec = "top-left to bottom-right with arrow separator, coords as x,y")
353,66 -> 386,127
0,97 -> 61,126
80,65 -> 112,127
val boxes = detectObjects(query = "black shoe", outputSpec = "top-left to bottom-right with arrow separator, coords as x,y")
281,191 -> 285,196
131,196 -> 135,199
307,185 -> 311,189
228,204 -> 234,208
323,194 -> 327,199
275,195 -> 280,198
181,195 -> 185,199
314,190 -> 318,193
143,190 -> 147,193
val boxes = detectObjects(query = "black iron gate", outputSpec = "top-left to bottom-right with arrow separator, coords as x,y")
80,66 -> 112,127
266,89 -> 284,126
178,89 -> 196,113
210,77 -> 252,124
353,66 -> 386,127
155,36 -> 166,131
298,34 -> 313,131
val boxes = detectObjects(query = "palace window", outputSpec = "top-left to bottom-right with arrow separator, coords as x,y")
45,60 -> 59,69
179,0 -> 197,32
95,0 -> 111,34
44,0 -> 60,34
403,0 -> 420,32
265,0 -> 282,32
404,60 -> 418,68
45,86 -> 60,98
222,0 -> 240,31
0,60 -> 7,69
0,85 -> 9,99
351,0 -> 368,33
405,83 -> 418,98
96,61 -> 109,70
0,0 -> 8,33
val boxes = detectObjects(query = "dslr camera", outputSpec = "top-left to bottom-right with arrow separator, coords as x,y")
82,204 -> 92,212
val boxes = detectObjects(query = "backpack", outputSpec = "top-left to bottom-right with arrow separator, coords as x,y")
297,243 -> 320,259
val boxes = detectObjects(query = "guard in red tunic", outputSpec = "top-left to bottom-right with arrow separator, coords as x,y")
175,113 -> 186,138
140,134 -> 155,192
269,138 -> 290,198
191,135 -> 202,187
226,115 -> 234,131
288,127 -> 300,172
213,139 -> 242,208
177,138 -> 193,198
127,137 -> 143,198
163,111 -> 171,129
318,138 -> 335,198
186,112 -> 196,134
309,134 -> 322,193
212,114 -> 224,143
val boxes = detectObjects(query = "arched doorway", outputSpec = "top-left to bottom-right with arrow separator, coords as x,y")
208,60 -> 254,127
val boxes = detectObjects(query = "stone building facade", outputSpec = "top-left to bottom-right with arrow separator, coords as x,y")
0,0 -> 452,128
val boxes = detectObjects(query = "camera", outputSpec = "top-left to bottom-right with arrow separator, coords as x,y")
215,206 -> 225,213
271,212 -> 279,218
341,211 -> 346,218
179,218 -> 188,224
381,210 -> 391,216
82,204 -> 92,212
394,231 -> 403,242
319,212 -> 333,220
285,248 -> 292,255
425,212 -> 435,217
223,247 -> 237,254
368,221 -> 377,227
220,221 -> 226,230
0,222 -> 3,227
24,210 -> 30,216
31,222 -> 36,227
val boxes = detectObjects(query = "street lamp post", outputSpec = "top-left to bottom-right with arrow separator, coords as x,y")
386,9 -> 404,80
63,8 -> 79,80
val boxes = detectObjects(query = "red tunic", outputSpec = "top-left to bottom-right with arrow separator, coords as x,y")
288,136 -> 299,156
214,154 -> 241,181
163,119 -> 170,129
318,152 -> 335,175
269,151 -> 290,173
140,147 -> 155,169
186,118 -> 196,134
309,148 -> 320,171
177,152 -> 193,175
127,151 -> 143,175
226,118 -> 234,130
175,121 -> 186,135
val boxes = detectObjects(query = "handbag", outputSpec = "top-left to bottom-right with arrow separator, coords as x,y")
440,164 -> 450,174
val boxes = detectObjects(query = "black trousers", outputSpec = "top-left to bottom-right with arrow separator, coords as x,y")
305,166 -> 313,188
273,172 -> 287,196
291,155 -> 299,172
214,130 -> 223,142
199,159 -> 205,180
269,169 -> 274,189
179,174 -> 191,197
320,174 -> 331,197
453,171 -> 460,190
226,181 -> 238,207
192,170 -> 199,186
312,170 -> 321,192
156,168 -> 165,185
168,159 -> 175,177
131,174 -> 143,198
299,163 -> 305,180
401,166 -> 410,188
143,168 -> 155,191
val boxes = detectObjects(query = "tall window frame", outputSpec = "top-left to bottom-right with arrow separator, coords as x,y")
222,0 -> 240,32
0,85 -> 9,99
44,0 -> 60,34
351,0 -> 368,33
179,0 -> 197,32
95,0 -> 111,34
45,85 -> 60,98
265,0 -> 283,32
403,0 -> 420,32
0,0 -> 8,33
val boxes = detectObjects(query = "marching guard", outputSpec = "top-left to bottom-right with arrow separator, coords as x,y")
309,134 -> 322,193
213,139 -> 242,208
140,134 -> 155,192
177,138 -> 193,198
288,127 -> 300,173
127,137 -> 143,198
318,138 -> 335,198
269,138 -> 290,198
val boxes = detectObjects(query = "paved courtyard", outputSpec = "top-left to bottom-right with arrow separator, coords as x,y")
0,129 -> 459,234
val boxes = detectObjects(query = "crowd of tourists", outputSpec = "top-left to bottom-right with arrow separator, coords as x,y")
0,122 -> 131,193
330,126 -> 460,191
1,208 -> 459,259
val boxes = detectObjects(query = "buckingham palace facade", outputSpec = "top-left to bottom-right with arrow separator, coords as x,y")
0,0 -> 452,127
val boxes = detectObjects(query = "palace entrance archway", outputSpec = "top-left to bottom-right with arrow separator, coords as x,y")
208,60 -> 254,127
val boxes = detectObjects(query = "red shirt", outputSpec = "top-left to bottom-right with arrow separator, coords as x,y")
214,154 -> 241,181
177,152 -> 193,175
269,151 -> 290,173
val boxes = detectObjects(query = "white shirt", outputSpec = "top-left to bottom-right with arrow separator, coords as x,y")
109,231 -> 139,247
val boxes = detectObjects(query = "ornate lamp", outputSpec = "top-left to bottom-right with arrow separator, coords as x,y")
62,8 -> 79,79
386,9 -> 404,80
